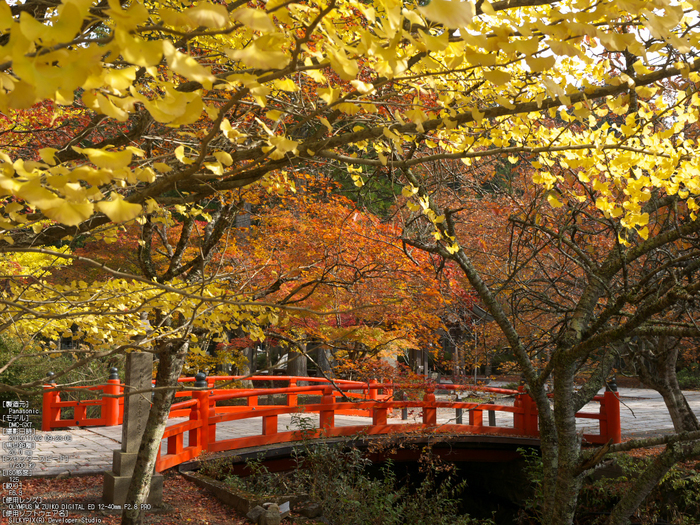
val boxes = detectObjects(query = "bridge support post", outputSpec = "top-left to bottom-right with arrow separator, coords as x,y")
373,405 -> 388,425
190,373 -> 211,453
514,388 -> 523,433
104,367 -> 121,427
287,379 -> 297,408
423,392 -> 437,426
320,387 -> 335,431
247,393 -> 258,408
401,392 -> 408,421
368,379 -> 378,401
42,372 -> 59,431
263,415 -> 278,435
455,394 -> 463,424
603,390 -> 621,443
469,408 -> 482,427
521,391 -> 537,436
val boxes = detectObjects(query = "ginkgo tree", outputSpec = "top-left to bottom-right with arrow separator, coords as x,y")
4,0 -> 700,523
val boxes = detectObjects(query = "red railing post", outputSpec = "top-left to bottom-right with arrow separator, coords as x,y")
423,391 -> 437,426
104,367 -> 120,427
604,390 -> 621,443
287,379 -> 297,408
368,379 -> 378,401
383,379 -> 394,415
513,387 -> 524,433
373,404 -> 388,425
41,372 -> 59,431
469,408 -> 483,427
319,386 -> 335,430
263,415 -> 278,435
247,393 -> 258,408
522,391 -> 536,436
208,389 -> 217,444
190,373 -> 211,453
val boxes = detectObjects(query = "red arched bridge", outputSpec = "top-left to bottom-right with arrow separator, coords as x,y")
42,373 -> 622,472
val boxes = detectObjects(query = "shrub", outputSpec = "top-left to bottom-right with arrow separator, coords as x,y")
201,442 -> 495,525
677,365 -> 700,390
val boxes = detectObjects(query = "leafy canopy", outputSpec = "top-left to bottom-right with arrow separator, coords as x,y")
1,0 -> 699,248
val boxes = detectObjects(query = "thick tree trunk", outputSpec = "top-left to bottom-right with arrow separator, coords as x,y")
545,363 -> 583,525
635,341 -> 700,432
121,341 -> 189,525
237,347 -> 254,388
315,345 -> 332,376
287,346 -> 307,377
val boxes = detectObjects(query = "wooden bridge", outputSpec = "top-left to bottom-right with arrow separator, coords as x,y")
42,374 -> 622,472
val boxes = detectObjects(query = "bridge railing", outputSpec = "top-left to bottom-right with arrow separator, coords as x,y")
41,369 -> 123,431
41,370 -> 388,431
40,369 -> 621,472
155,381 -> 522,471
153,378 -> 621,472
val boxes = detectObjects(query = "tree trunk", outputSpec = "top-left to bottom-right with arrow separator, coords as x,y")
287,346 -> 307,377
121,341 -> 189,525
237,347 -> 254,388
635,340 -> 700,432
314,343 -> 332,376
546,363 -> 583,525
607,440 -> 700,525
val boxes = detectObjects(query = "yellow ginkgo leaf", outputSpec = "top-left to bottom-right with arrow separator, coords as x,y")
15,180 -> 61,209
231,7 -> 276,33
186,3 -> 229,28
214,151 -> 233,166
351,80 -> 376,94
43,200 -> 94,227
73,147 -> 133,170
418,0 -> 475,29
266,110 -> 284,121
484,70 -> 512,86
328,48 -> 358,81
547,193 -> 564,208
175,145 -> 195,165
526,56 -> 556,73
97,193 -> 142,223
163,41 -> 215,89
226,45 -> 289,70
154,162 -> 173,173
39,148 -> 59,166
273,78 -> 299,92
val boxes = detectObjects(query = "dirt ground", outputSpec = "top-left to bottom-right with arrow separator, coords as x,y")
5,472 -> 248,525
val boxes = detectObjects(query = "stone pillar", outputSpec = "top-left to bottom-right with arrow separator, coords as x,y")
103,352 -> 163,505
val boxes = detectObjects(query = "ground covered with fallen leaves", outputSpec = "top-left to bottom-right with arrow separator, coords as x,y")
12,472 -> 248,525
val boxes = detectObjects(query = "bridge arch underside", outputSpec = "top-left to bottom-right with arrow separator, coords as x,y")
180,434 -> 541,514
179,434 -> 542,475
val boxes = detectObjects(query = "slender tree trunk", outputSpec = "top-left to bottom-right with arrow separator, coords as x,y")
238,347 -> 253,388
607,439 -> 700,525
635,341 -> 700,432
121,341 -> 189,525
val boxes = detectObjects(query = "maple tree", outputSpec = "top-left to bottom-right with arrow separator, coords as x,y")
2,0 -> 700,523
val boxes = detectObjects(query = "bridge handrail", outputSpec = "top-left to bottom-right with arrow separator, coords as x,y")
41,370 -> 621,472
154,382 -> 622,472
176,375 -> 368,387
41,372 -> 379,430
41,377 -> 121,430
